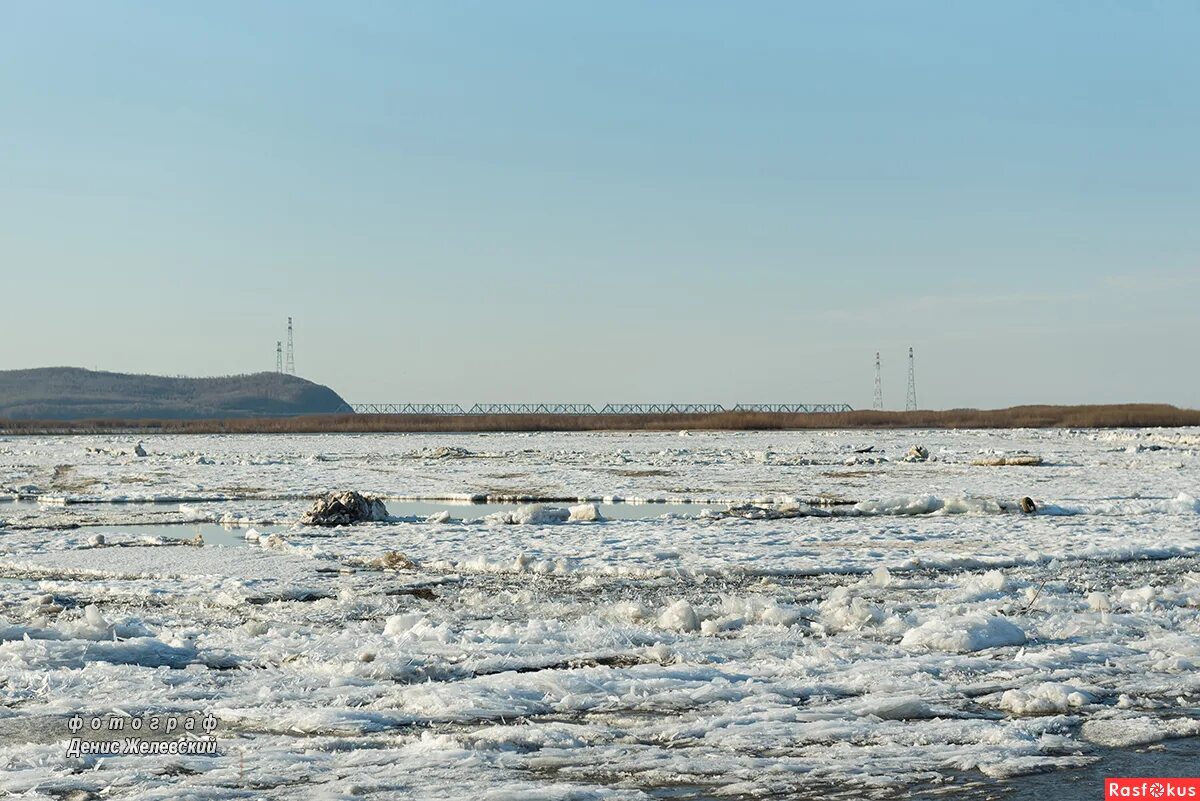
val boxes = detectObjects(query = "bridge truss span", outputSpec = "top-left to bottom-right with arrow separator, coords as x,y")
598,404 -> 727,415
466,403 -> 599,415
351,403 -> 466,415
732,403 -> 854,413
347,402 -> 854,415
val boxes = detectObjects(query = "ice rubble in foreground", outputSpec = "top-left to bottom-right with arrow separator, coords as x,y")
0,428 -> 1197,799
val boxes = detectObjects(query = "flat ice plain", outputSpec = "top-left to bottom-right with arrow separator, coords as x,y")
1,428 -> 1198,799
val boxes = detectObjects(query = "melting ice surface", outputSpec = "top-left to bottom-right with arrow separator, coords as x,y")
0,499 -> 716,548
0,427 -> 1199,799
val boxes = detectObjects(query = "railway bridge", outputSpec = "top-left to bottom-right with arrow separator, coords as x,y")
345,402 -> 854,415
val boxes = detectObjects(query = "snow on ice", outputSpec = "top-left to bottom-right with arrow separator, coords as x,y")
0,428 -> 1198,798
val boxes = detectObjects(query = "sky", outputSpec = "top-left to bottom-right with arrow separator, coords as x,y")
1,1 -> 1197,410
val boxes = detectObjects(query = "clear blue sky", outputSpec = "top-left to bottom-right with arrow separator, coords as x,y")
2,2 -> 1197,409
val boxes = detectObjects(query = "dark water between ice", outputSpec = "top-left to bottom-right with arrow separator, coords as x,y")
912,737 -> 1200,801
641,738 -> 1200,800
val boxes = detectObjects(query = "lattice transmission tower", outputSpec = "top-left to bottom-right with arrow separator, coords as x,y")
905,346 -> 917,411
285,317 -> 295,375
873,352 -> 883,410
275,341 -> 283,373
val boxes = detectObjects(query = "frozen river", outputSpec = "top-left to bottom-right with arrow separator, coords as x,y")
1,428 -> 1198,798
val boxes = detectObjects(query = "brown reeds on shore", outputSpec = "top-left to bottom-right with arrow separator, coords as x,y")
0,404 -> 1197,435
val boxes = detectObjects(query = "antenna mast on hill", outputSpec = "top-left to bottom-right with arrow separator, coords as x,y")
905,346 -> 917,411
285,317 -> 295,375
275,341 -> 283,373
873,352 -> 883,410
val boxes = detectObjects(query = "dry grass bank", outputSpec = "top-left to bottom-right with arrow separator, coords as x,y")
1,404 -> 1197,434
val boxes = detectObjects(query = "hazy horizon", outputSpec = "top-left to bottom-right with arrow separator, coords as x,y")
3,2 -> 1197,409
4,365 -> 1199,414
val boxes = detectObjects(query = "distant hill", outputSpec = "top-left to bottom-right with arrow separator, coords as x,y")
0,368 -> 350,420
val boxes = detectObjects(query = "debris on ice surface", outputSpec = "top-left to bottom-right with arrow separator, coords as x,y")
301,490 -> 389,526
900,615 -> 1027,652
903,444 -> 930,462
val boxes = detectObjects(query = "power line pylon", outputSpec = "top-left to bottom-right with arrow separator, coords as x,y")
873,352 -> 883,410
905,346 -> 917,412
276,341 -> 283,373
285,317 -> 295,375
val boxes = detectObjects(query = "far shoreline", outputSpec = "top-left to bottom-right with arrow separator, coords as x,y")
0,403 -> 1197,435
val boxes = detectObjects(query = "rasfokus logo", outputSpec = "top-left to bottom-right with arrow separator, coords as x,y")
1107,778 -> 1200,799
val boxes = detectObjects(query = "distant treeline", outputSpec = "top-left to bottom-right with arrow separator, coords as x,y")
1,404 -> 1197,434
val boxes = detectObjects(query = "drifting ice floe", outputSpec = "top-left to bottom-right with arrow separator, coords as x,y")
900,615 -> 1027,652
